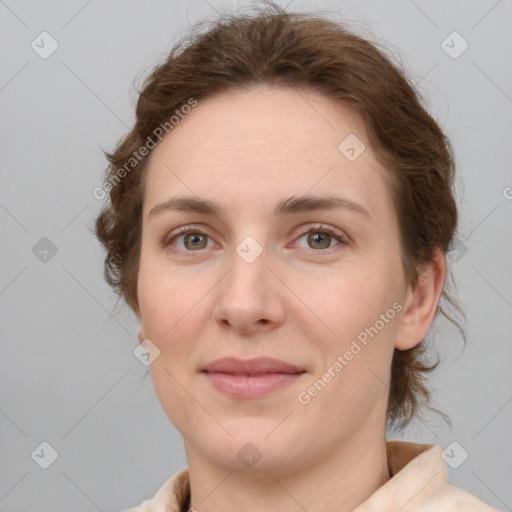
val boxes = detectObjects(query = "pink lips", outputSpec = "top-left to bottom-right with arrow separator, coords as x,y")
201,357 -> 306,398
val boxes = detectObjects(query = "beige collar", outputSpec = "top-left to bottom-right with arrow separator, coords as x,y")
144,440 -> 448,512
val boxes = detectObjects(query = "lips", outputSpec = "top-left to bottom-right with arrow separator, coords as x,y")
201,357 -> 304,375
201,357 -> 306,398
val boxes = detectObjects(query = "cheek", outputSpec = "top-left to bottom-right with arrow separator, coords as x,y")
137,263 -> 209,429
138,256 -> 199,333
298,272 -> 397,422
296,265 -> 397,344
136,262 -> 207,377
294,261 -> 400,404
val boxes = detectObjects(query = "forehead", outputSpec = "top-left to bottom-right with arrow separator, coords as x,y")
150,84 -> 366,162
142,85 -> 394,222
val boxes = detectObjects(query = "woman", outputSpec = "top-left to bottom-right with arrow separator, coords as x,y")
95,3 -> 498,511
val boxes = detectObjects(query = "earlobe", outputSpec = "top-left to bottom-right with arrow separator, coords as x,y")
394,248 -> 446,351
135,303 -> 145,343
137,322 -> 146,343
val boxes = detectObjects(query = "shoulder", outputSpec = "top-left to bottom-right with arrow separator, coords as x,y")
414,483 -> 500,512
120,468 -> 189,512
382,441 -> 499,512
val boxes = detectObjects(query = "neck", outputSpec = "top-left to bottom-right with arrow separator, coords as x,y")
185,431 -> 391,512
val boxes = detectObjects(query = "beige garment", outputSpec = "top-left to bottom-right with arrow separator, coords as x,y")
122,440 -> 499,512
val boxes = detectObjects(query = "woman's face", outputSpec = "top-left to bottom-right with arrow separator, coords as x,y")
137,85 -> 412,471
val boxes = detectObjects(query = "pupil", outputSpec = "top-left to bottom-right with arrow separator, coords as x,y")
186,234 -> 205,249
308,233 -> 330,249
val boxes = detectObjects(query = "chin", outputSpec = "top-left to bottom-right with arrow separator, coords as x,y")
212,441 -> 301,474
193,419 -> 306,473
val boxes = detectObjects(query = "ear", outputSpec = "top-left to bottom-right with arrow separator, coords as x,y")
394,248 -> 446,351
133,299 -> 146,344
135,312 -> 146,344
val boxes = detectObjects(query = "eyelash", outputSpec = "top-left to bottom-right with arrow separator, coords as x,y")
162,223 -> 349,257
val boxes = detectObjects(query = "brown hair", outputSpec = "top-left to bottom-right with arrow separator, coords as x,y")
94,1 -> 465,432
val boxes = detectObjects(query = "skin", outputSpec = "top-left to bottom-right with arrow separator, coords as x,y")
135,84 -> 446,512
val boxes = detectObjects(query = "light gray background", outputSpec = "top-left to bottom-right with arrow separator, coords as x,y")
1,0 -> 511,511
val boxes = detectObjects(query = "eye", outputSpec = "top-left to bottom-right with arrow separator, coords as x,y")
162,223 -> 349,257
293,224 -> 348,252
163,226 -> 216,255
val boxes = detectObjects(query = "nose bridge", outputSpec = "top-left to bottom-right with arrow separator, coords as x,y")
213,233 -> 285,331
224,234 -> 270,299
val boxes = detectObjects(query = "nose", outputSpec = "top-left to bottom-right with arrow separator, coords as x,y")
212,242 -> 286,335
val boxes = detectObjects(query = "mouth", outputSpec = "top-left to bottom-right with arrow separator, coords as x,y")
201,357 -> 306,398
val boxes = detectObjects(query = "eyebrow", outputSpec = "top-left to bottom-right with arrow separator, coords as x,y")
147,194 -> 371,221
